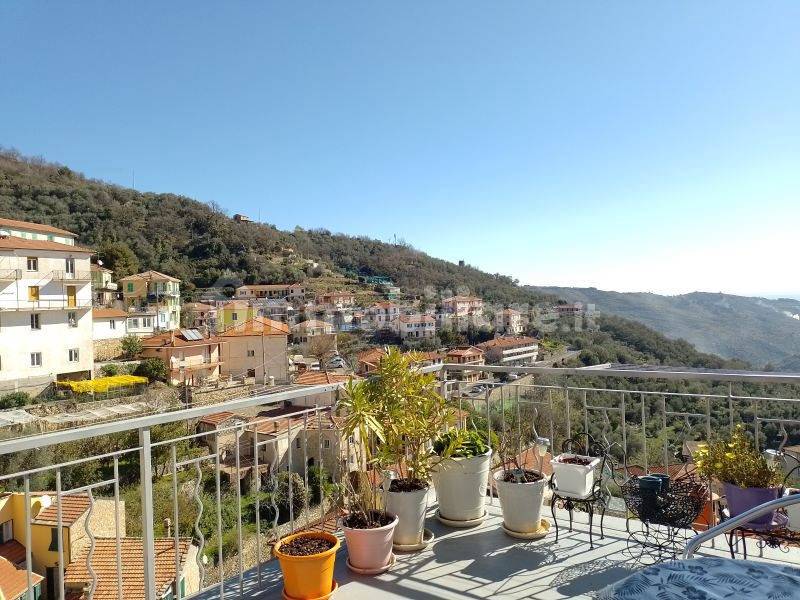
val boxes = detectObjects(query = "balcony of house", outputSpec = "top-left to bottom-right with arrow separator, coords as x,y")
1,366 -> 800,600
0,297 -> 93,311
0,268 -> 22,281
50,269 -> 93,282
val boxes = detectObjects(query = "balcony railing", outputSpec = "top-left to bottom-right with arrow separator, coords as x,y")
51,270 -> 93,282
0,298 -> 93,311
0,268 -> 22,281
1,365 -> 800,599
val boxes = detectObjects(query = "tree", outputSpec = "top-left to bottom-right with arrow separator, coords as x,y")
304,335 -> 338,369
97,241 -> 140,279
121,335 -> 143,359
134,357 -> 169,383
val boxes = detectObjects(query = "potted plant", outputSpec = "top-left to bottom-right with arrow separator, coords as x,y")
493,421 -> 551,537
337,375 -> 399,574
432,427 -> 492,526
784,488 -> 800,531
364,349 -> 452,550
274,531 -> 340,600
694,425 -> 782,527
550,449 -> 601,498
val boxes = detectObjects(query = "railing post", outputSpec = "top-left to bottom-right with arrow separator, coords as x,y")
138,427 -> 157,600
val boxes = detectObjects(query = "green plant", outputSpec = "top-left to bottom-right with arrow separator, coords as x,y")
433,428 -> 490,459
0,392 -> 30,409
100,363 -> 120,377
134,357 -> 169,383
694,425 -> 781,488
121,335 -> 143,359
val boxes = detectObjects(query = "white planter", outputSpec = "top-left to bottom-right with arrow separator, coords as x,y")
494,471 -> 546,534
432,449 -> 492,522
550,453 -> 601,498
784,489 -> 800,532
340,513 -> 399,571
386,486 -> 429,546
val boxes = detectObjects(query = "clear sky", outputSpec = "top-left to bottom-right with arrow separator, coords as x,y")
1,2 -> 798,297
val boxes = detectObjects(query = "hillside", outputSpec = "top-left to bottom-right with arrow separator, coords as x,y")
531,286 -> 800,369
0,150 -> 549,308
0,149 -> 748,372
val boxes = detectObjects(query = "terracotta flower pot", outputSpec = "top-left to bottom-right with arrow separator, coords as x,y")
274,531 -> 340,600
432,449 -> 492,523
386,486 -> 429,546
724,483 -> 780,527
493,471 -> 546,534
340,513 -> 398,571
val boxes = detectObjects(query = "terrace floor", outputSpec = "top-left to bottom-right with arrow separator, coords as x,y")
201,501 -> 800,600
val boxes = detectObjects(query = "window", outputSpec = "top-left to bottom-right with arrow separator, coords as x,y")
30,313 -> 41,330
323,439 -> 331,450
65,257 -> 75,275
30,352 -> 42,367
68,348 -> 80,362
232,312 -> 239,321
127,282 -> 134,292
67,311 -> 77,327
28,286 -> 40,301
48,528 -> 59,551
295,438 -> 301,449
129,318 -> 139,329
0,520 -> 12,543
109,319 -> 116,330
246,349 -> 255,357
26,257 -> 38,271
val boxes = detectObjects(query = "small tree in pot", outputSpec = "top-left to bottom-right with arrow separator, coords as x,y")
493,413 -> 550,536
694,425 -> 782,527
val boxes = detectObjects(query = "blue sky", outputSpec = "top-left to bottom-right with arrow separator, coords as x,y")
1,2 -> 798,296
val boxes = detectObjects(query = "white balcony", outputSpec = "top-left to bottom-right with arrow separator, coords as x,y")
0,298 -> 93,311
51,270 -> 93,282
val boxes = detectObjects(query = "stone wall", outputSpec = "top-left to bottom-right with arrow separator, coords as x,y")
94,338 -> 123,361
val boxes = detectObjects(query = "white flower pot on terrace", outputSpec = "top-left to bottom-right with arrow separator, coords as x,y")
432,449 -> 492,524
494,470 -> 546,534
784,489 -> 800,532
550,453 -> 601,498
386,486 -> 429,546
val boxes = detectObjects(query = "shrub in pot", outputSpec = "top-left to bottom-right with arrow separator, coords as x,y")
432,428 -> 492,525
274,531 -> 340,600
339,349 -> 452,550
694,425 -> 782,527
494,424 -> 550,536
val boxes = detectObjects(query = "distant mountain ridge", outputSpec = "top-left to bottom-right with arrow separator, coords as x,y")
529,286 -> 800,369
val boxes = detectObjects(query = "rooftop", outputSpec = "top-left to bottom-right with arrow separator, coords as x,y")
0,217 -> 76,237
218,317 -> 290,337
0,236 -> 93,253
118,270 -> 180,283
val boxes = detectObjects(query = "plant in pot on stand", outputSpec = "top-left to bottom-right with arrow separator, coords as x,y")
694,425 -> 782,528
493,412 -> 551,539
432,427 -> 493,527
367,349 -> 453,551
337,375 -> 399,575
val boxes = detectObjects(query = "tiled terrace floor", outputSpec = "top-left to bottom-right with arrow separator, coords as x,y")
200,502 -> 800,600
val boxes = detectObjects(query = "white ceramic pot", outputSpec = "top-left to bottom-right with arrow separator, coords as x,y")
386,486 -> 429,546
432,449 -> 492,522
550,453 -> 601,497
340,513 -> 399,571
784,489 -> 800,532
493,471 -> 546,533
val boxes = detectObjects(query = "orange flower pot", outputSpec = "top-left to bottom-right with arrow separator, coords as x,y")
274,531 -> 340,600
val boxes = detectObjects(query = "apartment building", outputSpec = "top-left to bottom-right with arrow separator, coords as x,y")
235,283 -> 306,301
183,302 -> 217,330
555,302 -> 584,317
397,314 -> 436,340
315,291 -> 356,308
368,302 -> 400,329
496,308 -> 524,335
291,319 -> 333,344
140,329 -> 226,386
442,295 -> 484,317
444,346 -> 486,382
219,317 -> 290,383
89,264 -> 118,307
476,336 -> 539,366
217,300 -> 258,333
0,219 -> 94,393
119,270 -> 181,331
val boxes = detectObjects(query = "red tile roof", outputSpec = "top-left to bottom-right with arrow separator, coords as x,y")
219,317 -> 290,337
92,308 -> 128,319
0,236 -> 93,253
398,314 -> 435,324
64,538 -> 190,600
118,270 -> 180,283
294,371 -> 358,385
0,555 -> 43,600
197,411 -> 237,427
476,336 -> 539,350
33,494 -> 90,525
0,217 -> 75,237
0,541 -> 26,565
446,346 -> 484,358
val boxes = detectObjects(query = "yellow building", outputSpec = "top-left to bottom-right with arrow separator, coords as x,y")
217,300 -> 258,333
118,270 -> 181,331
0,492 -> 121,600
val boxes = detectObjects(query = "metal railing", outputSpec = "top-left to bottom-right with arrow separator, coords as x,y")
0,268 -> 22,280
2,364 -> 800,599
51,270 -> 93,281
0,298 -> 93,311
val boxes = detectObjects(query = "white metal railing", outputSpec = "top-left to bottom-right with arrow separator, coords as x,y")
2,364 -> 800,599
51,270 -> 93,281
0,298 -> 93,311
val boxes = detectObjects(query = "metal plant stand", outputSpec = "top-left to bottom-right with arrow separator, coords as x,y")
621,473 -> 708,564
549,434 -> 614,550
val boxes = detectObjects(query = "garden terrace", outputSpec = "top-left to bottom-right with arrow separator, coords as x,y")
1,365 -> 800,599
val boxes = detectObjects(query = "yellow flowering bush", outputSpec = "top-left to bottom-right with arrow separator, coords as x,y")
693,425 -> 781,488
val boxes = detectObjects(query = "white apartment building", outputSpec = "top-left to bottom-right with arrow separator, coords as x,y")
92,308 -> 128,361
368,302 -> 400,329
496,308 -> 524,335
235,283 -> 306,301
397,314 -> 436,340
0,218 -> 94,393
